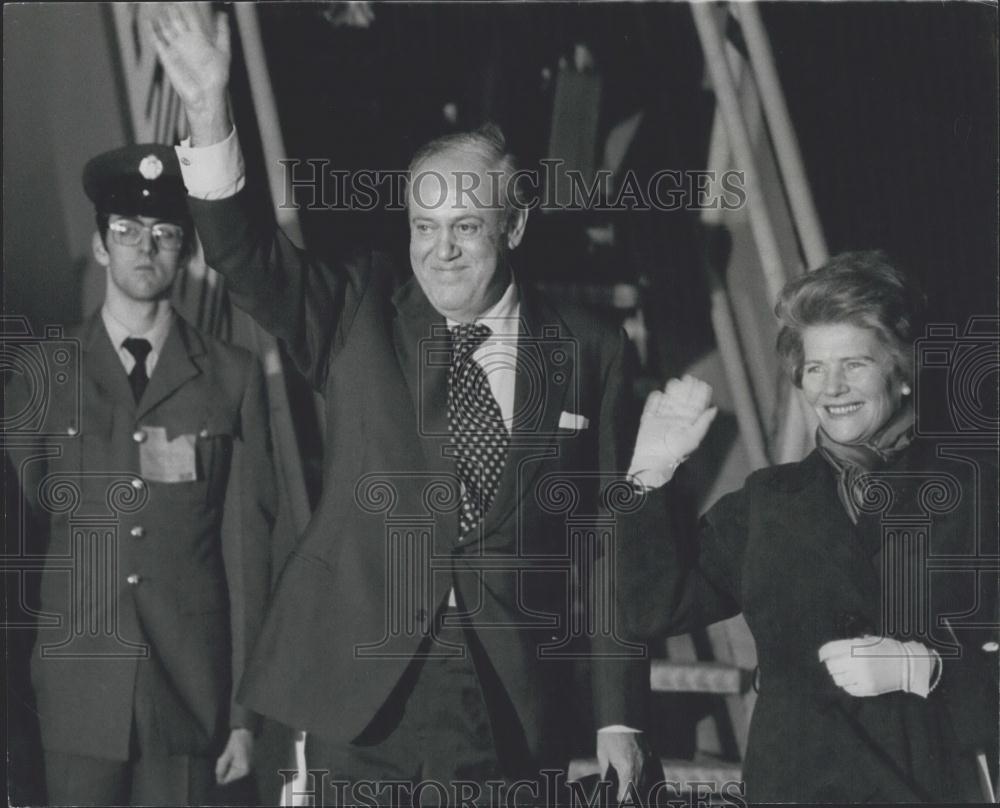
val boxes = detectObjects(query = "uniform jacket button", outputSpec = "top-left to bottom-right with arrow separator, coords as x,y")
130,526 -> 145,538
126,573 -> 142,586
131,478 -> 144,491
198,427 -> 209,438
132,429 -> 147,443
66,424 -> 79,436
982,641 -> 999,653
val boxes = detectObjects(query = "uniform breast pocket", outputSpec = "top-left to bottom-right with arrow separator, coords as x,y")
195,410 -> 240,494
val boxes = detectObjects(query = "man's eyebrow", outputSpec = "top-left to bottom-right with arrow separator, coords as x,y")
410,213 -> 487,224
804,354 -> 875,363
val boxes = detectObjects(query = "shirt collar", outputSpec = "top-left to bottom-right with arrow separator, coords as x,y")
101,303 -> 174,357
446,282 -> 520,339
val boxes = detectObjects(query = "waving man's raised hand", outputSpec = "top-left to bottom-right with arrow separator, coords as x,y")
149,3 -> 232,145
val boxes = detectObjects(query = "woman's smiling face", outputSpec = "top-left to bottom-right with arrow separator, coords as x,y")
800,322 -> 905,445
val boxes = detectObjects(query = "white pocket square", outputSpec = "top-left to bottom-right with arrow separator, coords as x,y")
559,411 -> 589,430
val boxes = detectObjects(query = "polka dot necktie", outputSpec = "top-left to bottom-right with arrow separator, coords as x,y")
447,323 -> 509,536
122,337 -> 152,403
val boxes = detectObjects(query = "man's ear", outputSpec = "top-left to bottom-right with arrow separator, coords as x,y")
506,207 -> 529,250
92,231 -> 110,267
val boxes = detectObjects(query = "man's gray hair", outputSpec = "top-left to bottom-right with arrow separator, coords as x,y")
407,123 -> 522,219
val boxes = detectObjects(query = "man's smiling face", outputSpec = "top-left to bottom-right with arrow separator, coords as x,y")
407,148 -> 523,323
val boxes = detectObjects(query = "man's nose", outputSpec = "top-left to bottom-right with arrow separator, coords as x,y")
137,228 -> 157,255
435,228 -> 458,261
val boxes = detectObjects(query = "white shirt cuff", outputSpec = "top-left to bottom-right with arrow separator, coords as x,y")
175,127 -> 245,200
598,725 -> 641,733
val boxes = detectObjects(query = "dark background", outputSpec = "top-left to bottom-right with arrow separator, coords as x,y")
257,2 -> 997,327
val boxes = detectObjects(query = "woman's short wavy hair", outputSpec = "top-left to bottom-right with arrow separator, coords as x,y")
775,250 -> 926,388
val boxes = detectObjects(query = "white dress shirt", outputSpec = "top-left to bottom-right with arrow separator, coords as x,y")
447,282 -> 520,433
101,304 -> 174,377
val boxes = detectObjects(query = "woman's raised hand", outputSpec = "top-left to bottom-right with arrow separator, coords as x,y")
630,375 -> 718,485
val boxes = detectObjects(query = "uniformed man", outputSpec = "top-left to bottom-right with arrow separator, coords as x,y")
4,144 -> 276,806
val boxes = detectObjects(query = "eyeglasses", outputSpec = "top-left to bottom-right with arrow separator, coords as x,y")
108,219 -> 185,251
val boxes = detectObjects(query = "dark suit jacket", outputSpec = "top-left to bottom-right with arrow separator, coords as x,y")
6,312 -> 275,761
188,189 -> 660,769
631,442 -> 998,802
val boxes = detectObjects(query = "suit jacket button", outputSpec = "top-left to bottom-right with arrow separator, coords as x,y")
982,641 -> 999,653
131,478 -> 144,491
126,573 -> 142,586
130,526 -> 145,538
132,429 -> 147,443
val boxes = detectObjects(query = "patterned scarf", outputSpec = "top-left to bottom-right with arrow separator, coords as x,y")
816,401 -> 915,523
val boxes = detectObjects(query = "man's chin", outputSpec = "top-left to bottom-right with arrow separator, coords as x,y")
426,293 -> 477,320
124,288 -> 171,303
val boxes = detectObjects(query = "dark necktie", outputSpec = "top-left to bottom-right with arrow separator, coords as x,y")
122,337 -> 152,403
447,323 -> 509,536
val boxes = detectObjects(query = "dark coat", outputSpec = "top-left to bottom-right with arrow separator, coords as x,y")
6,313 -> 275,761
188,189 -> 659,769
631,441 -> 998,802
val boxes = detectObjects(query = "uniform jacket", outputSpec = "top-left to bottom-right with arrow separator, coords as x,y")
187,190 -> 660,769
630,441 -> 998,802
6,312 -> 275,761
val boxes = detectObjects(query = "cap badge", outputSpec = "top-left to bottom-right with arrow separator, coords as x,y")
138,154 -> 164,181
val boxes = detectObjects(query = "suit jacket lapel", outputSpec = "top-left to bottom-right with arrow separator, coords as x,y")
480,289 -> 571,537
136,317 -> 203,420
513,290 -> 572,438
82,313 -> 136,410
391,278 -> 452,478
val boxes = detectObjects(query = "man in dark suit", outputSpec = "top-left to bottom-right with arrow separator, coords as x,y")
153,6 -> 664,803
4,144 -> 276,805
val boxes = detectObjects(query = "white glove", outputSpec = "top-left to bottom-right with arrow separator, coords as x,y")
627,375 -> 718,489
818,635 -> 940,698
